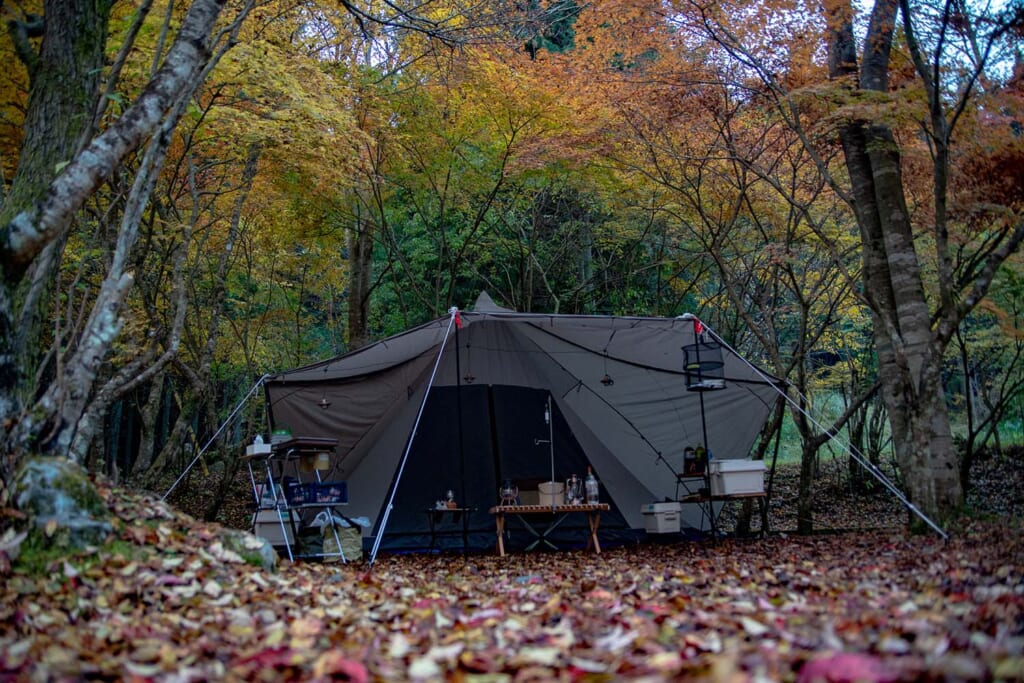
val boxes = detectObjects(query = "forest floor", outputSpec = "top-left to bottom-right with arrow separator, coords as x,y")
1,451 -> 1022,682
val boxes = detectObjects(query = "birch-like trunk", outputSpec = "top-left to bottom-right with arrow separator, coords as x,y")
0,0 -> 252,478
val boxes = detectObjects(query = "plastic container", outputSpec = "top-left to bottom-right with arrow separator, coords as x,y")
641,502 -> 681,533
709,460 -> 766,495
538,481 -> 564,506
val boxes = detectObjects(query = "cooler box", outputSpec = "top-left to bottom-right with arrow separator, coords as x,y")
245,441 -> 272,457
252,510 -> 295,545
709,459 -> 766,495
641,502 -> 681,533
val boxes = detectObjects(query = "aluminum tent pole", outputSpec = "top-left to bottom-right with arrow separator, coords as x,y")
369,309 -> 459,566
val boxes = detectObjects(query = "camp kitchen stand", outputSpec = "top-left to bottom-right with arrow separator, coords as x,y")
675,468 -> 768,538
244,436 -> 352,562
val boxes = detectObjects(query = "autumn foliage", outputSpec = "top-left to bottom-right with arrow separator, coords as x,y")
1,473 -> 1022,681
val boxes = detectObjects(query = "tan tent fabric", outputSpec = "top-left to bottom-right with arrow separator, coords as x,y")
264,292 -> 783,549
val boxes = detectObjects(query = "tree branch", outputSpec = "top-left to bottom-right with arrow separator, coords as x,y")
5,13 -> 42,76
0,0 -> 228,282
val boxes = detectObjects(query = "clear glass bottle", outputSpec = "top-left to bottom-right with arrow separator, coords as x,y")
585,467 -> 599,504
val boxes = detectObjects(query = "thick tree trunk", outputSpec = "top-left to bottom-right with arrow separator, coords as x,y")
1,0 -> 110,224
827,0 -> 963,525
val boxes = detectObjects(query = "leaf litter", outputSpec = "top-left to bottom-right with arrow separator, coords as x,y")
0,458 -> 1022,682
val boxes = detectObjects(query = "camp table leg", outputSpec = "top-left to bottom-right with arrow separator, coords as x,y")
495,512 -> 506,557
521,512 -> 565,551
586,511 -> 602,554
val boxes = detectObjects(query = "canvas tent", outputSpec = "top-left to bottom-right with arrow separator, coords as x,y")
263,292 -> 783,555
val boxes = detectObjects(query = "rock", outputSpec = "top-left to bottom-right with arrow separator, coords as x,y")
12,457 -> 113,548
220,527 -> 278,571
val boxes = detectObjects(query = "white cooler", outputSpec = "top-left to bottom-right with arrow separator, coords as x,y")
252,510 -> 295,545
709,459 -> 766,495
641,502 -> 681,533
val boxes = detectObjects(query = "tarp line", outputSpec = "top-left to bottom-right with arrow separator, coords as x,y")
563,379 -> 679,477
368,308 -> 459,566
699,320 -> 949,540
161,374 -> 270,501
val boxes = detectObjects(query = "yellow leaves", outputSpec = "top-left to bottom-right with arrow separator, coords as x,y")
288,615 -> 324,649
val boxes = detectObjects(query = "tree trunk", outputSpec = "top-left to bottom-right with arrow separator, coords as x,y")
347,211 -> 373,350
827,0 -> 962,525
847,404 -> 868,493
132,369 -> 168,482
796,440 -> 816,534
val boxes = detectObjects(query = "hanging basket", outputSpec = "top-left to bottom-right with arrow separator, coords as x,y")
682,341 -> 726,391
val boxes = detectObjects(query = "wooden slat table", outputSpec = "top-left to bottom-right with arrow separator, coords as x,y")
488,503 -> 609,557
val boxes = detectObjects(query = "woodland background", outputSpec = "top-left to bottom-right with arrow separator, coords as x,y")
0,0 -> 1022,533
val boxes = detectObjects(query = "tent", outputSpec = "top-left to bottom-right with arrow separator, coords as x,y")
263,292 -> 783,556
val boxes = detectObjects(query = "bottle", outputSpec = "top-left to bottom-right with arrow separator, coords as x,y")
254,433 -> 264,444
585,467 -> 599,504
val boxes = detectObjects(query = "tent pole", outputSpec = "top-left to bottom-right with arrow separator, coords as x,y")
691,323 -> 717,539
369,309 -> 459,566
701,323 -> 949,540
454,318 -> 467,550
161,374 -> 270,501
548,395 -> 554,511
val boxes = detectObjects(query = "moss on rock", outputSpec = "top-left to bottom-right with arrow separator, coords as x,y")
12,457 -> 113,548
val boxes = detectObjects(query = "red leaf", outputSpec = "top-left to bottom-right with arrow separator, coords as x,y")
312,651 -> 368,682
797,653 -> 899,683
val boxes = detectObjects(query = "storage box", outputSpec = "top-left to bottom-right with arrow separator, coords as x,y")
538,481 -> 565,506
641,502 -> 681,533
709,459 -> 766,495
285,480 -> 348,505
245,441 -> 272,457
252,510 -> 294,545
